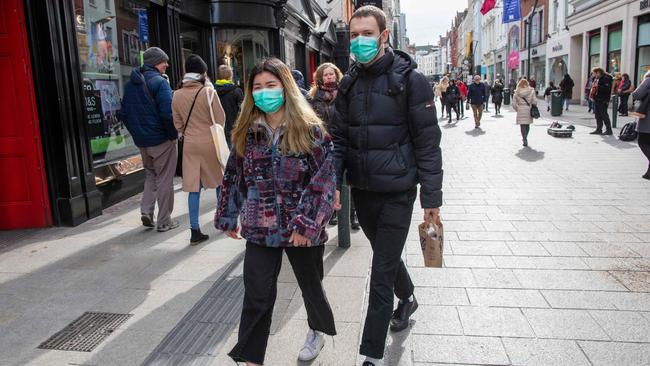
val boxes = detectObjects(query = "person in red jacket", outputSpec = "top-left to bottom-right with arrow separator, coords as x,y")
457,79 -> 467,119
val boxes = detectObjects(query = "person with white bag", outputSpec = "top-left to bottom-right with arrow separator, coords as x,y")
172,54 -> 226,245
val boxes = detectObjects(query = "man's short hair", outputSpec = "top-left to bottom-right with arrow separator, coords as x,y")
350,5 -> 387,32
592,67 -> 604,75
218,65 -> 233,80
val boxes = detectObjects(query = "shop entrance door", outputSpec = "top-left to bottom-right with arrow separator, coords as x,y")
0,0 -> 51,228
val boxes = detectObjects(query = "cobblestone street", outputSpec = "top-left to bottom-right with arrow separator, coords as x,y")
1,101 -> 649,366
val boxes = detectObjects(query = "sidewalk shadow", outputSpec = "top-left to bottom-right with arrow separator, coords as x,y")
442,121 -> 459,129
0,198 -> 222,365
465,128 -> 486,136
516,147 -> 545,162
385,325 -> 412,366
599,135 -> 639,150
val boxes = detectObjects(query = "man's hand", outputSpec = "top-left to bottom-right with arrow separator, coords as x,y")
333,190 -> 342,211
289,232 -> 312,247
424,208 -> 440,224
225,226 -> 242,240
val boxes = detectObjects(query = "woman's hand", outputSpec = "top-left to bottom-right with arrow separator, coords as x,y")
225,226 -> 242,240
333,190 -> 342,211
289,232 -> 312,247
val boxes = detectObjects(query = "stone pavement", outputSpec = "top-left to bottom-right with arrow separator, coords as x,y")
0,98 -> 649,366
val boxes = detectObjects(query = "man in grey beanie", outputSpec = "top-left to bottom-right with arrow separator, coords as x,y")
121,46 -> 179,232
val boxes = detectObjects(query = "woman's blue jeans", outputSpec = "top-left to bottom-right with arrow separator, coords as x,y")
188,184 -> 221,230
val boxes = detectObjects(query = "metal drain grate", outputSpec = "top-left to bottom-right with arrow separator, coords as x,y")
38,312 -> 132,352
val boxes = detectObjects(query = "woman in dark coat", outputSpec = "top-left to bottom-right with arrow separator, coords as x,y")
559,74 -> 574,111
308,62 -> 360,230
491,79 -> 504,115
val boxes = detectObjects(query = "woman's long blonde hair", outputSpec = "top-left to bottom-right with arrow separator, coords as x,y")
231,58 -> 326,156
439,76 -> 450,93
516,78 -> 530,94
308,63 -> 343,98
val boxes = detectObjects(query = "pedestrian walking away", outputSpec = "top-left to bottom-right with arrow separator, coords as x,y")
436,76 -> 450,119
120,47 -> 179,232
457,79 -> 467,118
308,62 -> 360,229
585,76 -> 595,113
467,74 -> 488,128
215,64 -> 244,147
445,80 -> 461,123
172,54 -> 226,245
589,67 -> 614,135
215,57 -> 337,366
512,78 -> 536,147
544,81 -> 556,112
559,74 -> 575,111
292,69 -> 309,98
331,6 -> 443,366
483,80 -> 491,112
492,79 -> 504,115
632,70 -> 650,180
618,73 -> 634,116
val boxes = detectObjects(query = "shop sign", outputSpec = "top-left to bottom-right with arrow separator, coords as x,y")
552,43 -> 563,53
532,49 -> 538,56
641,0 -> 649,11
82,80 -> 105,139
355,0 -> 382,9
503,0 -> 521,23
508,50 -> 519,69
138,9 -> 148,44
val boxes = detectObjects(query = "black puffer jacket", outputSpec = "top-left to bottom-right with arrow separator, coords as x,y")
215,82 -> 244,145
331,49 -> 443,208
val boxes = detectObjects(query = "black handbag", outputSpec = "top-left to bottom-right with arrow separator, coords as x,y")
176,86 -> 205,177
523,96 -> 540,119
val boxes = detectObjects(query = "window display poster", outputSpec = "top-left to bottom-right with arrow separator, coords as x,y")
82,79 -> 105,142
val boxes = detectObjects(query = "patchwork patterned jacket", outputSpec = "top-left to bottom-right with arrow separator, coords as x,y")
214,119 -> 336,247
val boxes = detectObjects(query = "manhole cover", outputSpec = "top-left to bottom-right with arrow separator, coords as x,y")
38,312 -> 132,352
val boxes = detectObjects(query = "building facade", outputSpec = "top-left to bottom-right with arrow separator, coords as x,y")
567,0 -> 650,103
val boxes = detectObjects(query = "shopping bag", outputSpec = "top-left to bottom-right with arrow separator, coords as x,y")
418,217 -> 444,268
207,88 -> 230,172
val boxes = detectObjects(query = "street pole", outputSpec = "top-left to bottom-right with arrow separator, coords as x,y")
527,0 -> 539,80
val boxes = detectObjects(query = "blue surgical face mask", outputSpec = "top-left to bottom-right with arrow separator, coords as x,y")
350,35 -> 381,64
252,88 -> 284,113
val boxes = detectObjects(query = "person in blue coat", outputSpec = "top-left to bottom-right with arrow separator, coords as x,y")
120,47 -> 179,232
467,75 -> 488,128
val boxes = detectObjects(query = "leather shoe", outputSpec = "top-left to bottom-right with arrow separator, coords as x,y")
602,130 -> 613,135
589,130 -> 602,135
389,296 -> 418,332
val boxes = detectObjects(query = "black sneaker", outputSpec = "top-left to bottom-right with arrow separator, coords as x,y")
157,220 -> 180,232
389,296 -> 418,332
602,130 -> 613,135
589,130 -> 603,135
329,215 -> 338,226
350,211 -> 361,230
141,214 -> 155,228
190,229 -> 209,245
362,362 -> 375,366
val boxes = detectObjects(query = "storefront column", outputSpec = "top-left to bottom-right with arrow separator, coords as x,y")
621,15 -> 636,79
24,0 -> 102,226
581,31 -> 590,102
599,25 -> 608,72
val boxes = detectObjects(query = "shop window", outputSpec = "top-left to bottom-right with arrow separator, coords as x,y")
549,55 -> 568,85
180,20 -> 207,72
607,25 -> 622,73
75,0 -> 151,185
589,33 -> 600,73
636,19 -> 650,85
216,29 -> 271,87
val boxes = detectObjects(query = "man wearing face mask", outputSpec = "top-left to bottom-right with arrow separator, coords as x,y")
331,6 -> 443,366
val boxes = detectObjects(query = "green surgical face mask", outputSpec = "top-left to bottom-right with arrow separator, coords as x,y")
252,88 -> 284,113
350,35 -> 380,64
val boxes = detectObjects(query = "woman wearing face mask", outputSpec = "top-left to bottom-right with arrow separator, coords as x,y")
216,57 -> 337,366
172,54 -> 225,245
308,63 -> 361,229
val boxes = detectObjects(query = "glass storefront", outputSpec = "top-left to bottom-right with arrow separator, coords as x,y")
549,55 -> 568,86
589,33 -> 600,72
607,25 -> 622,73
637,18 -> 650,86
180,20 -> 208,71
216,29 -> 271,87
530,56 -> 546,94
75,0 -> 147,185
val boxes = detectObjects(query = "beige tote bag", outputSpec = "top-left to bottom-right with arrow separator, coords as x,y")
207,88 -> 230,172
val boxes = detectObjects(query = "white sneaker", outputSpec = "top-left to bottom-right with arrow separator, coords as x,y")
298,328 -> 324,361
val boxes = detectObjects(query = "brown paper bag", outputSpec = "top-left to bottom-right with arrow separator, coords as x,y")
418,217 -> 444,268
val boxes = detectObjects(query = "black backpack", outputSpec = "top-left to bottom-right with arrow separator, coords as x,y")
619,121 -> 638,141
